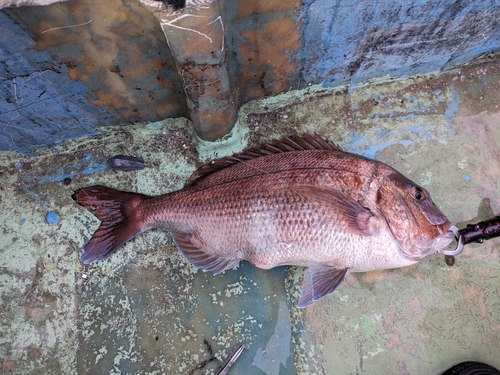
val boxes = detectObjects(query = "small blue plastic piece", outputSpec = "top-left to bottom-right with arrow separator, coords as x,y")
45,211 -> 60,225
15,162 -> 22,169
21,218 -> 26,224
464,175 -> 470,181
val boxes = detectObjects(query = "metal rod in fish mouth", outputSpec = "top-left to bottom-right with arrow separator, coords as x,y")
216,344 -> 245,375
438,225 -> 465,256
440,216 -> 500,256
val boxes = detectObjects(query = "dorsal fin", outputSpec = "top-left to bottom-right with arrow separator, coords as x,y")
185,133 -> 343,188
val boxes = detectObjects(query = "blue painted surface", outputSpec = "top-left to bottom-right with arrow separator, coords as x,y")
1,3 -> 188,155
345,132 -> 397,160
16,151 -> 108,187
342,81 -> 462,159
0,12 -> 113,154
301,0 -> 500,87
22,187 -> 49,210
445,86 -> 462,124
35,161 -> 108,185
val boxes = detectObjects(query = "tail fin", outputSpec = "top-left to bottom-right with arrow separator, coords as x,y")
72,185 -> 147,264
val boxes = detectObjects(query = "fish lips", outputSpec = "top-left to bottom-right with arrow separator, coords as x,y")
436,219 -> 453,235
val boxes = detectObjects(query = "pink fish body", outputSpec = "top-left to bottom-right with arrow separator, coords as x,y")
73,134 -> 454,307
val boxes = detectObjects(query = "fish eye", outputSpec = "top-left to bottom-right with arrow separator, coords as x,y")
409,185 -> 425,201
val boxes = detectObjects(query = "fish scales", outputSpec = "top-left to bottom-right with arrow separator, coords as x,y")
141,166 -> 372,265
72,134 -> 454,307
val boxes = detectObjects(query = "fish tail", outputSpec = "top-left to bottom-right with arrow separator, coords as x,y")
72,185 -> 147,264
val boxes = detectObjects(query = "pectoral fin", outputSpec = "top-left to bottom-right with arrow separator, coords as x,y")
285,185 -> 379,236
171,231 -> 239,275
298,266 -> 350,308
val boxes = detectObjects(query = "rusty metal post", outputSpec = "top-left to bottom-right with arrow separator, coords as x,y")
147,2 -> 237,141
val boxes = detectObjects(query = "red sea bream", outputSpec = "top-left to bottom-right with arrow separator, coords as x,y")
73,134 -> 454,307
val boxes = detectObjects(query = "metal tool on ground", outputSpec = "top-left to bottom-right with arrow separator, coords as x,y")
216,344 -> 245,375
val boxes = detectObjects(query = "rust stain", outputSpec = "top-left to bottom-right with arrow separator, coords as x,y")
385,331 -> 404,350
304,305 -> 326,340
86,89 -> 136,119
491,322 -> 500,332
357,98 -> 379,119
487,241 -> 500,260
385,326 -> 421,354
418,328 -> 433,344
170,24 -> 224,60
237,0 -> 301,17
477,267 -> 493,278
304,299 -> 340,343
461,142 -> 481,156
344,272 -> 357,285
2,360 -> 16,373
453,62 -> 500,117
155,100 -> 182,119
408,297 -> 422,313
33,0 -> 184,122
361,269 -> 387,283
448,265 -> 461,281
413,270 -> 424,282
119,55 -> 170,83
382,307 -> 399,331
399,264 -> 422,281
238,13 -> 302,101
419,321 -> 446,341
198,108 -> 237,139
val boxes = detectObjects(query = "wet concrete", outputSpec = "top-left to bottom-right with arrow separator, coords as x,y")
1,58 -> 500,374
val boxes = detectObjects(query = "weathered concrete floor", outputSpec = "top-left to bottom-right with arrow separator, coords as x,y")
1,59 -> 500,374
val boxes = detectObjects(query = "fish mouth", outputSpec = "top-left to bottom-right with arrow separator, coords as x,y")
399,226 -> 456,261
436,220 -> 452,235
392,194 -> 454,260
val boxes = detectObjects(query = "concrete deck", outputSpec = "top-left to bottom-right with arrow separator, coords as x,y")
1,59 -> 500,374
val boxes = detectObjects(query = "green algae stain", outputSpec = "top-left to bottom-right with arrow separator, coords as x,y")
361,316 -> 376,336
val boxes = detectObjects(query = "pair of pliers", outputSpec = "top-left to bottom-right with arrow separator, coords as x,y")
439,216 -> 500,256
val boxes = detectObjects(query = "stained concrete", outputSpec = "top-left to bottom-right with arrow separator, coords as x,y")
2,59 -> 500,374
2,0 -> 500,152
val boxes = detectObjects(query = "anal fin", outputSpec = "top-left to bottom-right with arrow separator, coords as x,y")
171,231 -> 239,275
298,266 -> 350,308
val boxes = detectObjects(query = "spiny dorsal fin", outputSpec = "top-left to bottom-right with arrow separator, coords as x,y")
185,133 -> 343,188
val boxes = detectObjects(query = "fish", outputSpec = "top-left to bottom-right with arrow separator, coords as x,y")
72,133 -> 454,307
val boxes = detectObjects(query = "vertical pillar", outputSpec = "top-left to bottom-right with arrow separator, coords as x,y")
149,1 -> 237,141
